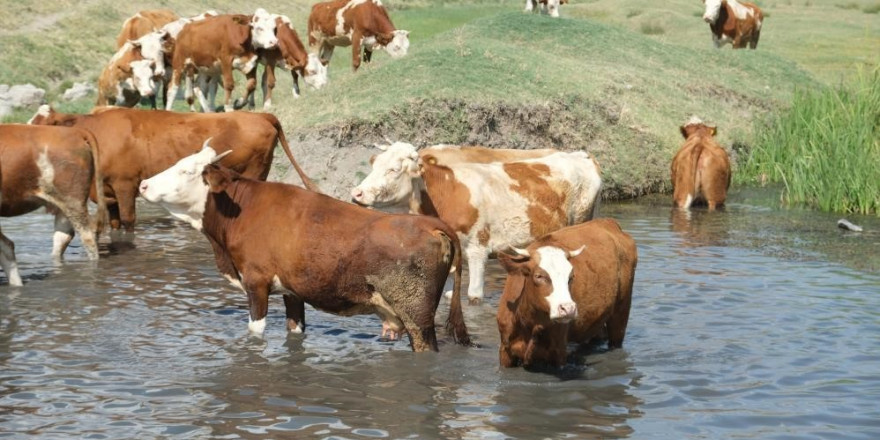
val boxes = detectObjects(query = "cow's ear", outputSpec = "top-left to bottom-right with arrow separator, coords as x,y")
679,125 -> 689,139
233,15 -> 250,25
710,126 -> 718,137
117,63 -> 132,74
203,165 -> 230,193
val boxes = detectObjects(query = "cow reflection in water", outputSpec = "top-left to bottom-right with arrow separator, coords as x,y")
670,208 -> 731,249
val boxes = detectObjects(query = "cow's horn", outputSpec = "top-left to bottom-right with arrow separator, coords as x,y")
373,143 -> 389,151
511,246 -> 530,257
383,135 -> 395,144
201,137 -> 214,150
211,150 -> 234,164
567,245 -> 586,259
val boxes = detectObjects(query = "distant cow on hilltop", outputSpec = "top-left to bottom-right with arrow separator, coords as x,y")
524,0 -> 569,18
702,0 -> 763,49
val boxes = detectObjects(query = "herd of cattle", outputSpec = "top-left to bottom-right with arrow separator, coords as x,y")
0,0 -> 743,368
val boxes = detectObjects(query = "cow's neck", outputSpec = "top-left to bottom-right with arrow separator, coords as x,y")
409,177 -> 438,216
202,183 -> 250,246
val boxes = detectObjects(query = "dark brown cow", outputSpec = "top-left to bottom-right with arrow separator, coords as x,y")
139,147 -> 471,352
0,125 -> 108,264
116,9 -> 178,49
497,219 -> 637,368
671,116 -> 731,210
165,10 -> 280,112
28,105 -> 317,231
308,0 -> 410,71
0,162 -> 23,286
702,0 -> 764,49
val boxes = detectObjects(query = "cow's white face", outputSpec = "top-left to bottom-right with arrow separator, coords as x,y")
351,142 -> 420,207
703,0 -> 723,23
534,246 -> 581,322
129,59 -> 157,97
303,53 -> 328,90
251,8 -> 279,49
133,30 -> 168,77
139,144 -> 224,230
385,30 -> 410,59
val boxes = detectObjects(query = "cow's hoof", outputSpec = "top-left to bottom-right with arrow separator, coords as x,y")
468,297 -> 483,306
443,289 -> 453,300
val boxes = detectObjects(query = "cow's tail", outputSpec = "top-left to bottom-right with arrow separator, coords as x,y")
690,142 -> 705,201
84,129 -> 107,236
441,229 -> 472,347
271,117 -> 322,193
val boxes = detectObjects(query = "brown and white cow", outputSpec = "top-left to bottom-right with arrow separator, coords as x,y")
351,142 -> 602,303
139,145 -> 471,352
702,0 -> 763,49
166,9 -> 281,112
524,0 -> 569,18
0,163 -> 23,286
671,116 -> 731,210
116,9 -> 178,50
308,0 -> 410,71
497,218 -> 636,368
0,125 -> 108,263
28,105 -> 317,231
97,31 -> 169,107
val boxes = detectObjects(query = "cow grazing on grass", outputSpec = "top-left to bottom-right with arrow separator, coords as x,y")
166,10 -> 281,112
524,0 -> 569,18
671,116 -> 731,210
497,218 -> 637,368
97,31 -> 169,107
139,145 -> 471,352
351,142 -> 602,304
28,105 -> 317,231
0,164 -> 23,286
116,9 -> 178,49
702,0 -> 763,49
0,125 -> 108,263
308,0 -> 410,71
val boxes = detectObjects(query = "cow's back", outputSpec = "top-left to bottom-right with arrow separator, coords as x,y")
420,145 -> 558,166
308,0 -> 349,37
117,9 -> 178,48
173,15 -> 250,66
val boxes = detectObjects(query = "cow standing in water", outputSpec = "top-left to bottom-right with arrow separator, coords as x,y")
702,0 -> 763,49
671,116 -> 731,210
0,163 -> 23,286
139,145 -> 471,352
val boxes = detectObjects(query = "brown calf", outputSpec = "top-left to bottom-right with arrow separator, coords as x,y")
497,219 -> 637,368
671,116 -> 731,210
0,125 -> 107,263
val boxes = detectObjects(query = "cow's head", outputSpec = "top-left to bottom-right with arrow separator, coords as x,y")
27,105 -> 54,125
139,140 -> 231,230
250,8 -> 279,49
125,59 -> 158,97
498,245 -> 585,323
679,115 -> 717,139
702,0 -> 724,24
302,53 -> 328,90
130,30 -> 169,78
351,141 -> 420,207
385,30 -> 410,59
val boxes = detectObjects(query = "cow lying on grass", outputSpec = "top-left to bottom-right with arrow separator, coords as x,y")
139,144 -> 471,352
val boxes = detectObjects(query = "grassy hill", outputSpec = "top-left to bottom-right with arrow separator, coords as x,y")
1,0 -> 877,199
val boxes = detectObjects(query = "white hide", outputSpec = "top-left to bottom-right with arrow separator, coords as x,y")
535,247 -> 579,322
250,8 -> 279,49
351,142 -> 420,207
27,104 -> 52,125
128,59 -> 157,97
385,30 -> 410,58
302,53 -> 329,91
132,30 -> 168,77
703,0 -> 724,23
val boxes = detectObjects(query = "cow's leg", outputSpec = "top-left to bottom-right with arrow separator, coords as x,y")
115,185 -> 138,233
319,42 -> 335,65
350,30 -> 364,71
62,202 -> 99,260
245,282 -> 271,335
749,30 -> 760,49
290,70 -> 301,99
524,0 -> 534,12
261,60 -> 277,108
283,294 -> 306,334
0,229 -> 22,286
165,69 -> 181,111
51,213 -> 75,260
220,62 -> 236,113
464,244 -> 489,305
193,74 -> 213,113
363,47 -> 373,64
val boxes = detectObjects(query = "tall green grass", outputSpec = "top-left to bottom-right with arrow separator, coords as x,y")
738,66 -> 880,214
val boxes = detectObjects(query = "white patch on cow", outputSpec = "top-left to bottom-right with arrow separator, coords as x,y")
233,54 -> 259,74
683,194 -> 694,209
271,275 -> 286,293
371,292 -> 404,336
351,142 -> 421,207
524,0 -> 534,12
703,0 -> 724,23
223,274 -> 246,292
139,145 -> 221,230
250,8 -> 279,49
133,31 -> 168,77
52,231 -> 74,260
28,105 -> 52,124
385,30 -> 410,59
535,246 -> 578,321
728,0 -> 753,20
303,53 -> 328,90
128,59 -> 157,97
36,149 -> 55,195
547,0 -> 561,17
248,317 -> 267,334
289,322 -> 303,334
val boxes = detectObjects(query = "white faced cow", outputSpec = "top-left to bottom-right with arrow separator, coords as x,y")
702,0 -> 764,49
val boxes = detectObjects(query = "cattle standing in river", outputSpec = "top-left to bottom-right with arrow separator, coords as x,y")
351,142 -> 602,304
702,0 -> 763,49
0,125 -> 107,264
308,0 -> 409,71
28,105 -> 316,231
139,145 -> 471,352
497,219 -> 637,368
0,163 -> 23,286
671,116 -> 731,210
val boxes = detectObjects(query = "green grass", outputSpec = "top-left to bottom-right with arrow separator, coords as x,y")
737,66 -> 880,214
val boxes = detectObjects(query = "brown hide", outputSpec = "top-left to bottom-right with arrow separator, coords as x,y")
496,219 -> 637,368
116,9 -> 178,49
709,1 -> 763,49
254,18 -> 312,107
672,123 -> 731,210
199,165 -> 470,352
0,125 -> 108,259
308,0 -> 398,70
29,106 -> 315,230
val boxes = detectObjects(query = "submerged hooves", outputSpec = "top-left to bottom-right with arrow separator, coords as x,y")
468,297 -> 482,306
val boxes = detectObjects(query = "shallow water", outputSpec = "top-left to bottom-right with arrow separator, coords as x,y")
1,191 -> 878,439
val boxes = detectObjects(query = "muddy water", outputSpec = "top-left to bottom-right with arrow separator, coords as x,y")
1,191 -> 879,439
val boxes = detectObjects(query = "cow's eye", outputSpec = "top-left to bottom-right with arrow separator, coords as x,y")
386,167 -> 401,175
534,273 -> 547,284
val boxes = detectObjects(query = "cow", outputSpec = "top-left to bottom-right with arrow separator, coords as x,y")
351,142 -> 602,304
116,9 -> 178,49
28,105 -> 317,231
496,218 -> 637,368
702,0 -> 763,49
524,0 -> 569,18
166,10 -> 281,112
0,163 -> 23,286
248,15 -> 328,109
0,125 -> 108,264
96,31 -> 169,107
308,0 -> 410,72
671,116 -> 731,210
138,145 -> 472,352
